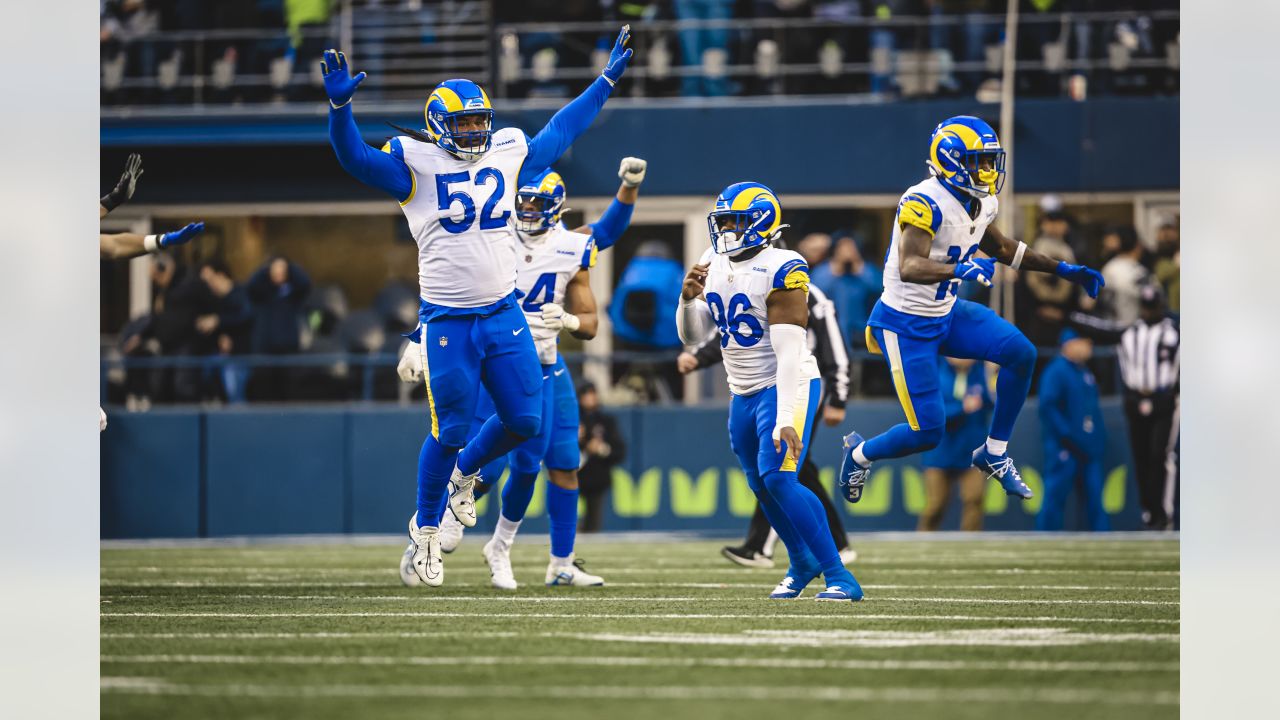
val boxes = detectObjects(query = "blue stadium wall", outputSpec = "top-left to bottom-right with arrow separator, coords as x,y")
101,399 -> 1145,539
99,97 -> 1178,202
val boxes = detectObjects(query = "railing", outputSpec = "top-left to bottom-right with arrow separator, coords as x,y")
100,345 -> 1124,408
100,7 -> 1177,112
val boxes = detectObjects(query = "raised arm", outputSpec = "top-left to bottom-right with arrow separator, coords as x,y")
101,153 -> 143,217
100,222 -> 205,261
518,27 -> 633,187
573,157 -> 646,250
980,222 -> 1105,298
321,49 -> 414,201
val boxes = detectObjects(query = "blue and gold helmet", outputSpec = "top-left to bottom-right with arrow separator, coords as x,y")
515,169 -> 567,234
424,79 -> 493,162
927,116 -> 1006,199
707,182 -> 785,256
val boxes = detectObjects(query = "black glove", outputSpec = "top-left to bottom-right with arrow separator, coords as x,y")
101,153 -> 143,211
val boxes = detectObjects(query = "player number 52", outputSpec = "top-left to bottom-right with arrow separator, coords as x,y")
435,168 -> 511,234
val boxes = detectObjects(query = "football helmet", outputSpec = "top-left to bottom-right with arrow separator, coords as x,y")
425,79 -> 494,162
515,169 -> 567,234
927,115 -> 1006,199
707,181 -> 786,256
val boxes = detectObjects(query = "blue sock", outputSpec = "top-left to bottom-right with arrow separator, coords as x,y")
416,434 -> 459,528
988,336 -> 1036,443
546,482 -> 579,559
862,422 -> 931,461
500,468 -> 539,523
473,456 -> 508,500
762,470 -> 854,587
752,486 -> 819,576
457,415 -> 525,476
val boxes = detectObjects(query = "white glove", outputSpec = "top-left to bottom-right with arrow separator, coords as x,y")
540,302 -> 580,333
618,156 -> 647,188
397,341 -> 424,383
99,407 -> 108,433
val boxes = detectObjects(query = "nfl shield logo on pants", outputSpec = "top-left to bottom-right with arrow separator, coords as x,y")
439,337 -> 448,347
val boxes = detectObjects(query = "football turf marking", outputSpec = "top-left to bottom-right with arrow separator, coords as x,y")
99,580 -> 1181,591
102,594 -> 1179,606
556,628 -> 1177,648
100,651 -> 1178,671
101,611 -> 1179,624
99,679 -> 1179,706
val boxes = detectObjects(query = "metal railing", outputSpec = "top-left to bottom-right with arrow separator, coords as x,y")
100,7 -> 1177,112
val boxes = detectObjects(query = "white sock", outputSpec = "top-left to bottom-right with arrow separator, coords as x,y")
762,529 -> 779,558
550,552 -> 573,568
985,438 -> 1009,456
852,442 -> 870,467
493,516 -> 521,547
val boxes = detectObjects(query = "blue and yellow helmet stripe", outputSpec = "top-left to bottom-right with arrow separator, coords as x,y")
516,168 -> 567,234
424,78 -> 494,161
927,115 -> 1005,199
708,181 -> 785,256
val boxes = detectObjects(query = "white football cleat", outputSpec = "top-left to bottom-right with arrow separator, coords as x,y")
545,555 -> 605,587
408,515 -> 443,587
448,466 -> 479,527
399,540 -> 422,587
483,538 -> 518,590
439,509 -> 465,553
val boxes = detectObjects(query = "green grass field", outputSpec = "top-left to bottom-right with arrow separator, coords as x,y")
101,534 -> 1178,720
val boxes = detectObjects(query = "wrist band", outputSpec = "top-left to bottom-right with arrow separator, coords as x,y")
143,234 -> 160,253
1010,241 -> 1027,270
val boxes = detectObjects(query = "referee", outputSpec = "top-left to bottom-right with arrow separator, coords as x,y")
1118,284 -> 1180,530
676,283 -> 856,568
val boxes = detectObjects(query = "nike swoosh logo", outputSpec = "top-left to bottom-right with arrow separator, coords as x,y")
513,328 -> 525,336
554,368 -> 565,376
911,209 -> 924,218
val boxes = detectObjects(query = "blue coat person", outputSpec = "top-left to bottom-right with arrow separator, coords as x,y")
1036,329 -> 1110,531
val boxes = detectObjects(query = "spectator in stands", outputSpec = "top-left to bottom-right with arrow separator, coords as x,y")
918,356 -> 992,531
810,234 -> 881,349
577,382 -> 626,533
1099,226 -> 1150,325
247,256 -> 312,400
1153,221 -> 1179,313
285,0 -> 331,99
1016,204 -> 1082,346
674,0 -> 734,96
928,1 -> 1000,94
169,260 -> 253,403
1036,328 -> 1109,531
795,232 -> 832,269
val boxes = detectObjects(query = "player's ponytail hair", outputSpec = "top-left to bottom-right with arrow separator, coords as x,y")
385,122 -> 438,146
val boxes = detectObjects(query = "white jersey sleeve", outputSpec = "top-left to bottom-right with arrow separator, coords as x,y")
701,245 -> 819,395
880,176 -> 999,318
396,127 -> 530,308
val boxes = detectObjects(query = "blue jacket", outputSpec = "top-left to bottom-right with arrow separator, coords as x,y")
608,255 -> 684,349
1038,355 -> 1106,461
922,362 -> 992,470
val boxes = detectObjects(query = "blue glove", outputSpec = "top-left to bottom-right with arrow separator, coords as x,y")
1056,261 -> 1105,298
160,222 -> 204,248
321,49 -> 366,108
601,25 -> 633,86
954,256 -> 996,287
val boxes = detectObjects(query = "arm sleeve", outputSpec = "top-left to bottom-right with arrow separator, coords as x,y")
691,335 -> 724,369
676,298 -> 715,345
328,105 -> 414,201
588,196 -> 635,251
770,323 -> 807,439
517,76 -> 614,187
807,286 -> 849,408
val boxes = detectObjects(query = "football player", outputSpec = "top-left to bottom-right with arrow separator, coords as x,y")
837,116 -> 1104,506
398,157 -> 646,589
676,182 -> 863,602
99,153 -> 205,260
323,28 -> 633,587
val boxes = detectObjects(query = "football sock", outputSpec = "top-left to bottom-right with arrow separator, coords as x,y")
546,482 -> 579,560
457,415 -> 526,476
988,338 -> 1035,442
984,438 -> 1009,456
417,434 -> 459,528
492,514 -> 520,548
852,442 -> 870,466
500,467 -> 539,523
473,480 -> 492,501
474,454 -> 508,501
761,469 -> 850,584
862,422 -> 933,461
754,490 -> 818,575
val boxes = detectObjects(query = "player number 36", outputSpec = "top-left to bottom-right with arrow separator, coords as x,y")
434,168 -> 511,234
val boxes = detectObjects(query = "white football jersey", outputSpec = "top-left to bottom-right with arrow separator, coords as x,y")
395,127 -> 529,307
516,223 -> 597,365
881,175 -> 999,317
698,245 -> 820,396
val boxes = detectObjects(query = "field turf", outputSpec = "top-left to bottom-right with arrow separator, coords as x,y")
102,534 -> 1178,720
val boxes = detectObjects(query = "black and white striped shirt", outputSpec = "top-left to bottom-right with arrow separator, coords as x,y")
1119,317 -> 1179,395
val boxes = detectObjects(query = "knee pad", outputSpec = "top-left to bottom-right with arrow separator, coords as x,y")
504,413 -> 542,441
435,421 -> 471,448
1000,334 -> 1037,376
509,447 -> 542,477
913,423 -> 944,451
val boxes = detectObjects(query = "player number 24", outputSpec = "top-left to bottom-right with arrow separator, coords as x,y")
435,168 -> 511,234
706,292 -> 763,348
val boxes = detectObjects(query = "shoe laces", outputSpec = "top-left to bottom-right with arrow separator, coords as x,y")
775,576 -> 796,591
988,455 -> 1020,482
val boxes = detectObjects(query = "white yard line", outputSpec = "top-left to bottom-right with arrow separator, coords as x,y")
98,678 -> 1178,706
100,566 -> 1181,576
99,594 -> 1179,606
100,610 -> 1179,623
99,580 -> 1179,591
100,651 -> 1177,671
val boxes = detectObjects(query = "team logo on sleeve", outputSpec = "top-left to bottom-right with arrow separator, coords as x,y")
439,337 -> 449,347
